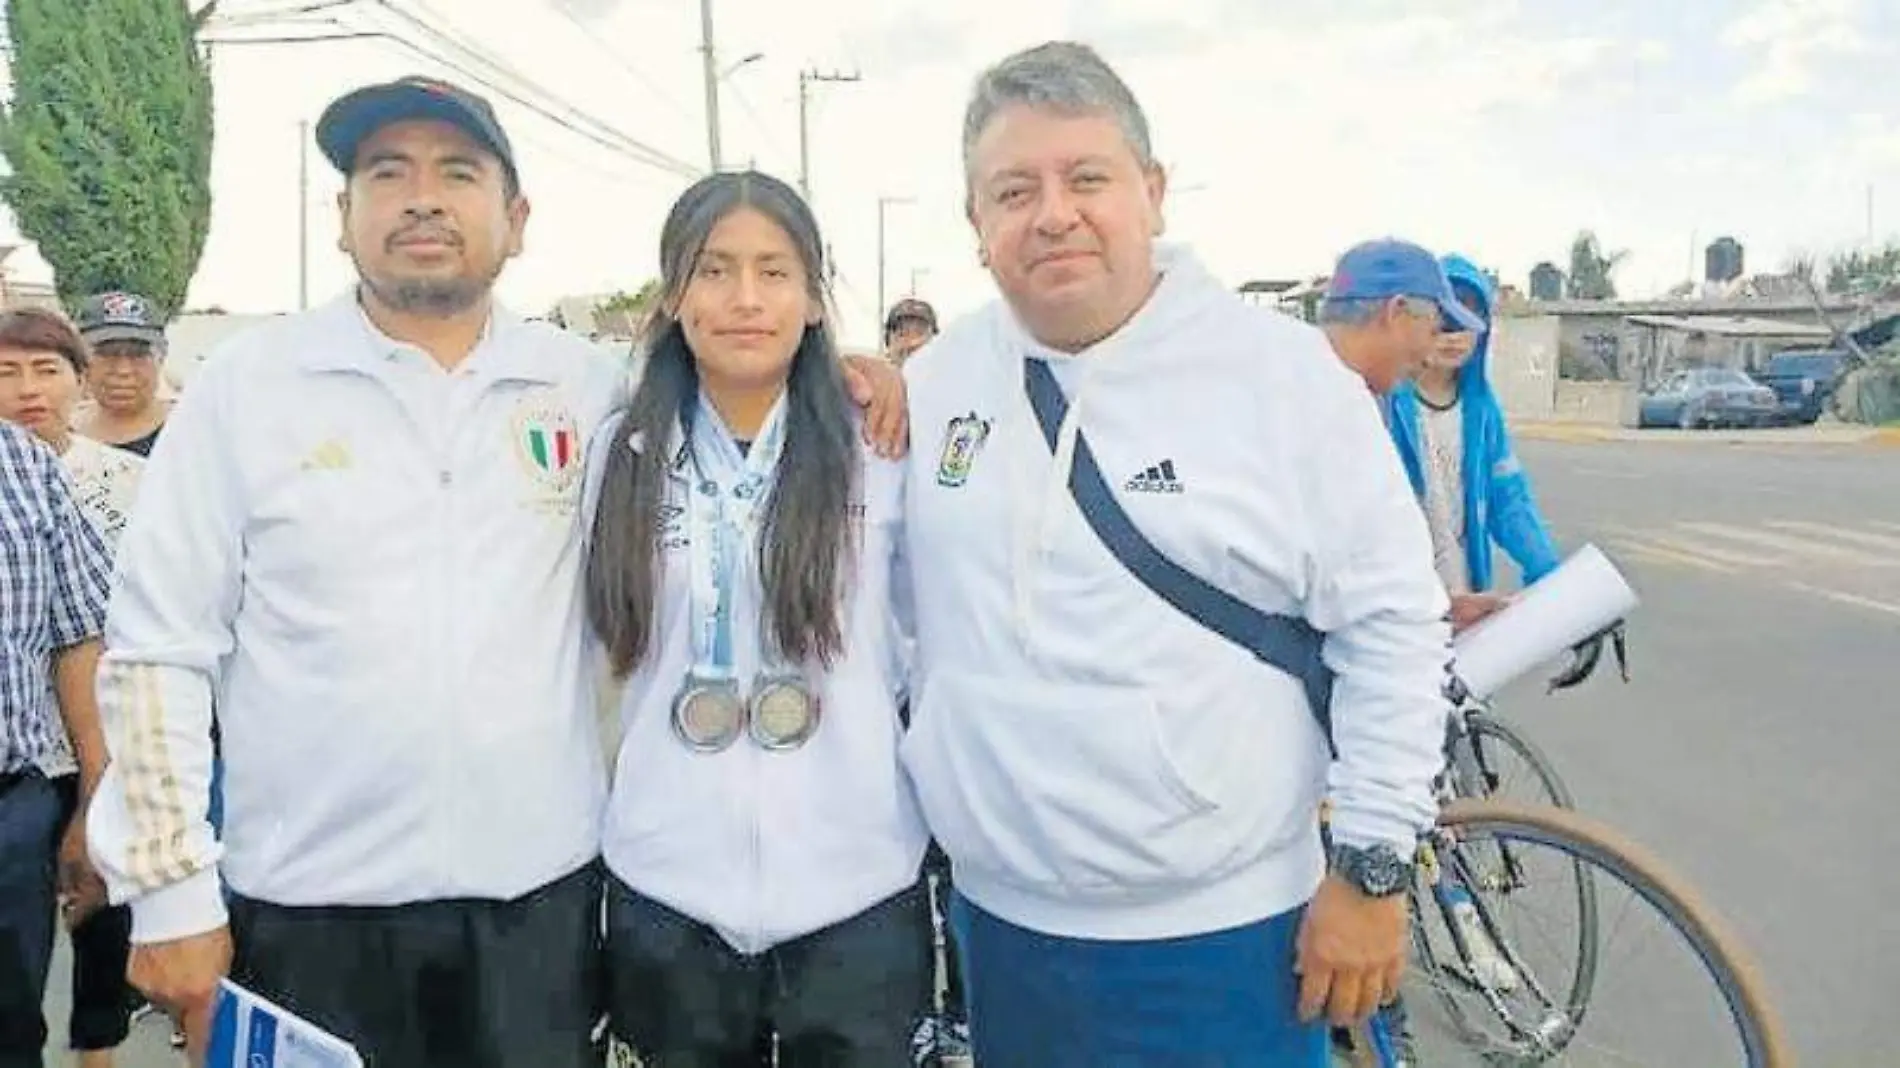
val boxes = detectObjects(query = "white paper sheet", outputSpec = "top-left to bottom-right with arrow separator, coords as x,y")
1450,544 -> 1639,700
208,979 -> 364,1068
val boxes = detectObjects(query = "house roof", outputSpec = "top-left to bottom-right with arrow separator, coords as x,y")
1524,297 -> 1858,316
1623,314 -> 1834,339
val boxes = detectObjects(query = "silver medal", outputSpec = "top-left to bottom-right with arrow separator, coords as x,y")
672,676 -> 746,753
748,676 -> 820,751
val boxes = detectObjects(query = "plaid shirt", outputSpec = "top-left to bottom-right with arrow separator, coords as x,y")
0,421 -> 113,774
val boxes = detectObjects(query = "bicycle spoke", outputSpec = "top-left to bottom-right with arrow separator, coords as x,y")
1405,803 -> 1779,1065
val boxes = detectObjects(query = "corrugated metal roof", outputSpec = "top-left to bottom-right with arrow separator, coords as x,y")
1623,314 -> 1833,338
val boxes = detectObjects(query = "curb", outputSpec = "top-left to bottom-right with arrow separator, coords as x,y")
1511,423 -> 1619,444
1515,422 -> 1900,447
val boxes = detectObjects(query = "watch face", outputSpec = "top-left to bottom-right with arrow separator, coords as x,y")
1338,845 -> 1413,896
1366,849 -> 1412,895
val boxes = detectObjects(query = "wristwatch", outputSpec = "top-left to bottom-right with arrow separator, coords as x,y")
1329,842 -> 1415,898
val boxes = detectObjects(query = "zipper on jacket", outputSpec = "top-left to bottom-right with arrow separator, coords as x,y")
748,743 -> 766,950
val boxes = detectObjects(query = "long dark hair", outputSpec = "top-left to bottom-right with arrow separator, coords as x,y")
587,170 -> 858,678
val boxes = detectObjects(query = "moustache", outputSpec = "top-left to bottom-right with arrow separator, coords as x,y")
386,225 -> 462,251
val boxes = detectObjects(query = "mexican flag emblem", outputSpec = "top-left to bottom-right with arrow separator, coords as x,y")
512,399 -> 583,493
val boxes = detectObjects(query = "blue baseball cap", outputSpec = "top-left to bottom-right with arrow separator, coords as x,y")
1325,239 -> 1487,334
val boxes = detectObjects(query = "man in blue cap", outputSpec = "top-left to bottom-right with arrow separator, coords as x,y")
1316,238 -> 1479,1068
1320,238 -> 1486,395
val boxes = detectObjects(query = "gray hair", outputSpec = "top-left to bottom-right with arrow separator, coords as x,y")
962,41 -> 1155,184
1319,296 -> 1436,328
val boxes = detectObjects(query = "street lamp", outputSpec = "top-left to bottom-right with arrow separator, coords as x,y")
876,195 -> 914,340
721,52 -> 764,81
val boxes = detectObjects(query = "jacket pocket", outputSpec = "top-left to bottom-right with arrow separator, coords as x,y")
900,672 -> 1226,898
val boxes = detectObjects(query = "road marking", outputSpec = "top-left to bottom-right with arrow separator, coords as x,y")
1606,538 -> 1739,574
1765,520 -> 1900,555
1784,582 -> 1900,619
1603,524 -> 1777,568
1675,521 -> 1895,568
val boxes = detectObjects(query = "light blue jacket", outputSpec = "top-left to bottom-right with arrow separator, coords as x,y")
1386,254 -> 1561,592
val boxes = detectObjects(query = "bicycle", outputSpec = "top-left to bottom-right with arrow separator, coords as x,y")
1407,628 -> 1620,1050
1352,627 -> 1791,1066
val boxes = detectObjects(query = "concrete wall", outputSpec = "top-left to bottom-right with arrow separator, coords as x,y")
1488,314 -> 1560,421
1538,305 -> 1841,385
1550,381 -> 1638,425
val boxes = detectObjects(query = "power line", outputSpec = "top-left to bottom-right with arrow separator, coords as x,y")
338,13 -> 700,178
391,0 -> 681,153
363,0 -> 700,177
203,30 -> 383,45
723,83 -> 799,178
209,0 -> 361,28
546,2 -> 697,125
368,0 -> 680,161
214,0 -> 702,179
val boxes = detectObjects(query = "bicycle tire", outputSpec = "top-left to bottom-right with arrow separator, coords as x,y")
1436,799 -> 1790,1067
1418,714 -> 1599,1051
1462,712 -> 1577,810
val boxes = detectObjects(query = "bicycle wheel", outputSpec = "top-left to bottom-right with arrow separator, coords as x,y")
1410,800 -> 1788,1066
1455,712 -> 1576,810
1420,714 -> 1598,1052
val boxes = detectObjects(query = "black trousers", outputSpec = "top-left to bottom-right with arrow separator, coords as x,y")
51,773 -> 134,1053
605,876 -> 932,1068
228,861 -> 604,1068
0,770 -> 60,1068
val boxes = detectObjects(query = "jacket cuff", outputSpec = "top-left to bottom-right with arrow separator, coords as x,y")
1327,807 -> 1428,857
130,868 -> 228,944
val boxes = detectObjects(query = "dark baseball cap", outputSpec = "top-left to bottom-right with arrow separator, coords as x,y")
884,298 -> 938,334
74,291 -> 166,349
1325,239 -> 1486,334
316,75 -> 519,187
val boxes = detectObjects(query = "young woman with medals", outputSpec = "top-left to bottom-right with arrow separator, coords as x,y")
585,170 -> 932,1067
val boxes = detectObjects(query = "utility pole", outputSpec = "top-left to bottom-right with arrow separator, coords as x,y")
798,68 -> 860,202
699,0 -> 723,170
876,195 -> 913,338
297,119 -> 310,311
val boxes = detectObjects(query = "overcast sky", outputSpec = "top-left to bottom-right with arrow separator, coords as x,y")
4,0 -> 1899,348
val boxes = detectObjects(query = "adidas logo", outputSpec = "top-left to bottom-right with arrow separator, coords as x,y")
1124,459 -> 1184,494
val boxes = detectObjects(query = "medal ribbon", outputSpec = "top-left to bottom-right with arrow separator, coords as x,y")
684,393 -> 791,684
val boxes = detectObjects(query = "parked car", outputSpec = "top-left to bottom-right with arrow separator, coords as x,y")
1636,367 -> 1780,429
1754,348 -> 1849,425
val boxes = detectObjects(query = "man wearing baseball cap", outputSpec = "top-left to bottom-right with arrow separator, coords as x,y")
1318,238 -> 1485,395
72,292 -> 171,458
884,297 -> 938,367
85,72 -> 908,1068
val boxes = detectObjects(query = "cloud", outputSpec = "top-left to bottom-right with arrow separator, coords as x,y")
837,10 -> 982,75
1722,0 -> 1869,104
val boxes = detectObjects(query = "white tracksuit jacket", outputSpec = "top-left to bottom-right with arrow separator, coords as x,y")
898,245 -> 1453,941
88,293 -> 625,943
589,403 -> 928,955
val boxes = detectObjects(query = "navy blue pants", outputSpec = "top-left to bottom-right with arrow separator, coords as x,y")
0,770 -> 60,1068
949,893 -> 1326,1068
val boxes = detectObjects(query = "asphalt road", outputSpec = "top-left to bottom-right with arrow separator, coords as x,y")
43,436 -> 1898,1066
1413,436 -> 1900,1064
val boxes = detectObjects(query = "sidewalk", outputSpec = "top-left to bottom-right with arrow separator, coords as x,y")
1514,421 -> 1900,447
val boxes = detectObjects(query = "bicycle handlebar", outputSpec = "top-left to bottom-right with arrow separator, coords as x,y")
1442,618 -> 1631,707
